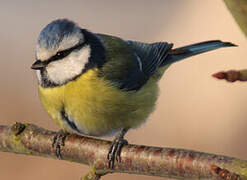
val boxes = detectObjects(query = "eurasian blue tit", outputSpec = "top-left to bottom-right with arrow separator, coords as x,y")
31,19 -> 235,168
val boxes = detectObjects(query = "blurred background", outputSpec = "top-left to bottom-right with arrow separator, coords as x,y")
0,0 -> 246,179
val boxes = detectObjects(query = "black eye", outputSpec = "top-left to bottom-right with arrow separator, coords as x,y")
52,51 -> 69,61
47,42 -> 85,63
55,52 -> 63,59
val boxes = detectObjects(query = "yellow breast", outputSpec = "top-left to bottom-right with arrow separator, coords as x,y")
38,68 -> 160,136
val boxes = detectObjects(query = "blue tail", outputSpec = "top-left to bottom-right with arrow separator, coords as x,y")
163,40 -> 237,65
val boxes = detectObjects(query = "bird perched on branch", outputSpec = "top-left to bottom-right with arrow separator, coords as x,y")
31,19 -> 236,168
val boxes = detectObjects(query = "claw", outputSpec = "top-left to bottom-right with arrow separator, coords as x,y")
107,129 -> 128,169
52,130 -> 69,159
116,139 -> 128,162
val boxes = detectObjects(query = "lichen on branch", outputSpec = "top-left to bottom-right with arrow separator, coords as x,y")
0,122 -> 246,179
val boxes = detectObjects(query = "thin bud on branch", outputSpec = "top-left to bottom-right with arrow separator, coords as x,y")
0,122 -> 246,180
212,69 -> 247,82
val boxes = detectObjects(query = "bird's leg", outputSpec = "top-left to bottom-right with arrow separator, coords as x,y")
52,130 -> 69,159
107,128 -> 128,169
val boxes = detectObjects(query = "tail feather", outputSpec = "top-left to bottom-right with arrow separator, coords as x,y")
163,40 -> 237,65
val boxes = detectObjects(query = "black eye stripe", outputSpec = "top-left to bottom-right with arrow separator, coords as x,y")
45,42 -> 86,64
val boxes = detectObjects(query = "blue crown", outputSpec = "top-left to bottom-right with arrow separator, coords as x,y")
38,19 -> 81,50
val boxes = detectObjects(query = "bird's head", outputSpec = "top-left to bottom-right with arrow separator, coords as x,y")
31,19 -> 104,87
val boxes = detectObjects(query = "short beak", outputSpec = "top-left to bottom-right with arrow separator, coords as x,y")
31,60 -> 46,70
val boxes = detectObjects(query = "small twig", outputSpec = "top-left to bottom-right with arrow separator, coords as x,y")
212,69 -> 247,82
0,122 -> 246,179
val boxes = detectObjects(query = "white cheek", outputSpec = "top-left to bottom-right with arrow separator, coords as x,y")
46,45 -> 91,84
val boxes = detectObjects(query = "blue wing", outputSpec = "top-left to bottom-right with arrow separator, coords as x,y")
120,40 -> 236,91
118,41 -> 173,91
97,34 -> 173,91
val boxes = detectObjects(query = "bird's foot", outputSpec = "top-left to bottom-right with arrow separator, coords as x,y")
52,130 -> 69,159
107,129 -> 128,169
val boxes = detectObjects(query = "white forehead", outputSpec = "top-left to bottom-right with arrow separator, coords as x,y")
36,19 -> 84,61
36,33 -> 84,61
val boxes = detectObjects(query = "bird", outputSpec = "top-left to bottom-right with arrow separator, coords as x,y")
31,19 -> 236,168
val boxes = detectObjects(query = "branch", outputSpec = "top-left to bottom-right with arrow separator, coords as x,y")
0,123 -> 246,180
212,1 -> 246,83
224,0 -> 247,37
212,1 -> 246,82
212,69 -> 247,82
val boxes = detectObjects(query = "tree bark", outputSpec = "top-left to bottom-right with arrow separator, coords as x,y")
0,122 -> 246,180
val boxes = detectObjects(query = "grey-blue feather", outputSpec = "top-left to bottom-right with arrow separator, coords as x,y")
127,41 -> 173,77
111,40 -> 173,91
122,40 -> 236,91
38,19 -> 83,50
164,40 -> 237,65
